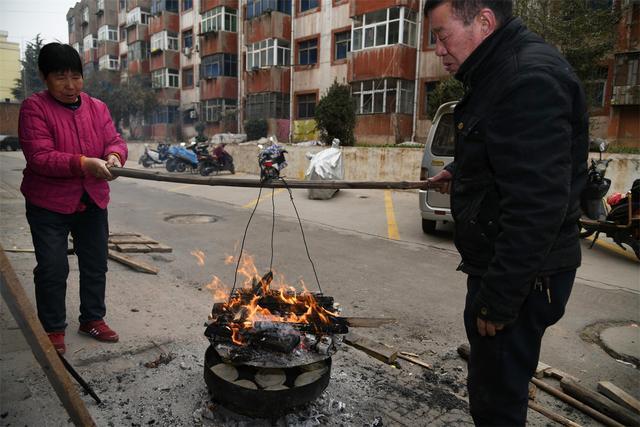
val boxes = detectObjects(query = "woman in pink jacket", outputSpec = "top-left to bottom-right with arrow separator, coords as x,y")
19,43 -> 128,354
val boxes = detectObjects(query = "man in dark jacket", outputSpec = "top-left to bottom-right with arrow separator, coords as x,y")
425,1 -> 588,425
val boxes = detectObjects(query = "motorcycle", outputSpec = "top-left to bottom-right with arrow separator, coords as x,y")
258,138 -> 288,182
197,144 -> 235,176
138,143 -> 170,168
579,140 -> 639,260
166,142 -> 198,173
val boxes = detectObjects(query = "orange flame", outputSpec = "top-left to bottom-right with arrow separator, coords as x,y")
191,250 -> 206,266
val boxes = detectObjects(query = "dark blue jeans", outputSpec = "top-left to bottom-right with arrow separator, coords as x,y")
464,270 -> 575,426
26,201 -> 109,332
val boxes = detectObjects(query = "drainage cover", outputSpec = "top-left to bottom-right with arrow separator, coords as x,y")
164,214 -> 219,224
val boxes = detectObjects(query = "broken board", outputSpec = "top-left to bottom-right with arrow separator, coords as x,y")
109,232 -> 172,254
344,332 -> 397,364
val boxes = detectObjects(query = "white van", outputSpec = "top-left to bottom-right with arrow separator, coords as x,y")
418,101 -> 457,233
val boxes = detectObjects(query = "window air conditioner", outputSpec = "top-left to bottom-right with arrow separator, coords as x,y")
184,47 -> 191,57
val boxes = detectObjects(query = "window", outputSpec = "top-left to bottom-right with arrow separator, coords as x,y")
152,68 -> 180,88
246,0 -> 291,19
150,31 -> 179,52
83,34 -> 98,49
182,68 -> 194,87
351,79 -> 415,114
202,7 -> 237,33
127,7 -> 150,26
204,99 -> 237,122
82,7 -> 90,23
298,38 -> 318,65
201,53 -> 237,78
151,0 -> 179,15
98,25 -> 119,42
182,0 -> 192,11
151,106 -> 178,124
97,0 -> 105,11
72,42 -> 82,55
334,31 -> 350,60
120,26 -> 126,41
352,7 -> 417,51
246,39 -> 290,70
300,0 -> 318,12
68,18 -> 76,34
99,55 -> 119,70
127,41 -> 149,61
182,29 -> 193,49
423,81 -> 437,116
297,94 -> 316,118
431,113 -> 455,157
245,92 -> 290,120
120,55 -> 127,70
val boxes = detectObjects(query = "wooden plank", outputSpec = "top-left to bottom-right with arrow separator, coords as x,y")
111,167 -> 444,190
108,250 -> 158,274
535,361 -> 551,379
0,246 -> 96,426
397,353 -> 432,370
109,232 -> 141,237
344,332 -> 397,364
561,379 -> 640,426
343,317 -> 395,328
145,243 -> 173,253
598,381 -> 640,415
528,400 -> 582,427
531,378 -> 624,427
116,244 -> 151,253
545,368 -> 580,383
109,236 -> 158,245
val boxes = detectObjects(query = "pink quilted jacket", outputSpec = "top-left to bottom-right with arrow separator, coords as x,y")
19,91 -> 128,214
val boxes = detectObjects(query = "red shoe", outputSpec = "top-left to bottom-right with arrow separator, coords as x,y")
47,332 -> 66,354
78,320 -> 119,342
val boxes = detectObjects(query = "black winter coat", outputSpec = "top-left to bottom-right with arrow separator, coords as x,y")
448,18 -> 589,325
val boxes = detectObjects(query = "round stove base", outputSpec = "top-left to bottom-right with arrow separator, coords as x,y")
204,345 -> 332,418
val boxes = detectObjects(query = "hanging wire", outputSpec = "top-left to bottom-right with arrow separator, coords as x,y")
229,182 -> 264,299
280,177 -> 323,295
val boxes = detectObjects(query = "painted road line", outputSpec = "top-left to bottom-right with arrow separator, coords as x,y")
587,235 -> 639,263
384,190 -> 400,240
169,184 -> 194,192
243,188 -> 286,209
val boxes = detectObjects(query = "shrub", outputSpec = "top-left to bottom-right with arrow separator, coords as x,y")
315,81 -> 356,146
426,78 -> 465,120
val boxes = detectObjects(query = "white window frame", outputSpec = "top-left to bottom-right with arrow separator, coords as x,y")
82,7 -> 90,22
99,54 -> 119,70
150,30 -> 179,52
98,25 -> 119,42
204,99 -> 237,122
351,7 -> 417,52
83,34 -> 98,50
152,68 -> 179,89
72,42 -> 82,55
351,79 -> 414,115
127,7 -> 150,26
246,38 -> 290,70
201,6 -> 237,33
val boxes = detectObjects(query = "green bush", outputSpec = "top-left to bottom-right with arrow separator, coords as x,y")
426,78 -> 465,120
315,81 -> 356,146
245,118 -> 268,141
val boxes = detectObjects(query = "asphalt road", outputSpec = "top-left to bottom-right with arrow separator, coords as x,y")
1,152 -> 638,426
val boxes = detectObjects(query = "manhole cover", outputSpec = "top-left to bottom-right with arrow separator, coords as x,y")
164,214 -> 219,224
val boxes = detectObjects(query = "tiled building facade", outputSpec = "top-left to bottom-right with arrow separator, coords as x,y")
65,0 -> 450,143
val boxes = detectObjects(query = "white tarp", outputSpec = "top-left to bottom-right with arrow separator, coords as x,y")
305,139 -> 344,200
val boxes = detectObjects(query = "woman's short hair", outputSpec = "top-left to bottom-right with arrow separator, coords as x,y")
38,43 -> 83,78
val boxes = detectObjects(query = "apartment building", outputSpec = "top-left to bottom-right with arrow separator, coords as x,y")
67,0 -> 450,143
607,0 -> 639,147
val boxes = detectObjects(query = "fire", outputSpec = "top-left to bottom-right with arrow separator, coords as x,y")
191,250 -> 206,266
205,252 -> 338,346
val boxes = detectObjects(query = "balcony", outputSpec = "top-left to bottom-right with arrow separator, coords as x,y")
199,31 -> 237,57
97,40 -> 119,58
149,12 -> 179,34
201,0 -> 238,13
349,44 -> 416,82
244,10 -> 291,45
200,76 -> 238,100
245,67 -> 290,94
350,0 -> 416,16
150,50 -> 180,71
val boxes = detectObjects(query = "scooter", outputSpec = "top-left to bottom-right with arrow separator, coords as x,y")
258,138 -> 288,182
138,143 -> 169,168
196,144 -> 235,176
166,142 -> 198,173
579,140 -> 639,260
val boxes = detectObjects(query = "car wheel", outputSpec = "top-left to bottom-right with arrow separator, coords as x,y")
422,219 -> 437,234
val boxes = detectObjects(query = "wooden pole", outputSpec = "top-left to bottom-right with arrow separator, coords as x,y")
111,167 -> 441,190
528,400 -> 582,427
0,245 -> 96,426
561,379 -> 640,426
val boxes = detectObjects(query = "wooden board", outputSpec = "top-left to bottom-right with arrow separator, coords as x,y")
109,236 -> 158,245
535,361 -> 551,379
561,378 -> 639,426
116,244 -> 152,253
344,332 -> 397,364
397,353 -> 432,370
545,368 -> 580,383
146,243 -> 173,253
598,381 -> 640,415
108,250 -> 158,274
109,232 -> 141,237
0,246 -> 96,426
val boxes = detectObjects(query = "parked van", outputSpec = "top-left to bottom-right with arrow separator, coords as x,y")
418,101 -> 456,233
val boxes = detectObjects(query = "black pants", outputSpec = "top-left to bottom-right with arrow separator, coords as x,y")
26,201 -> 109,332
464,270 -> 575,426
